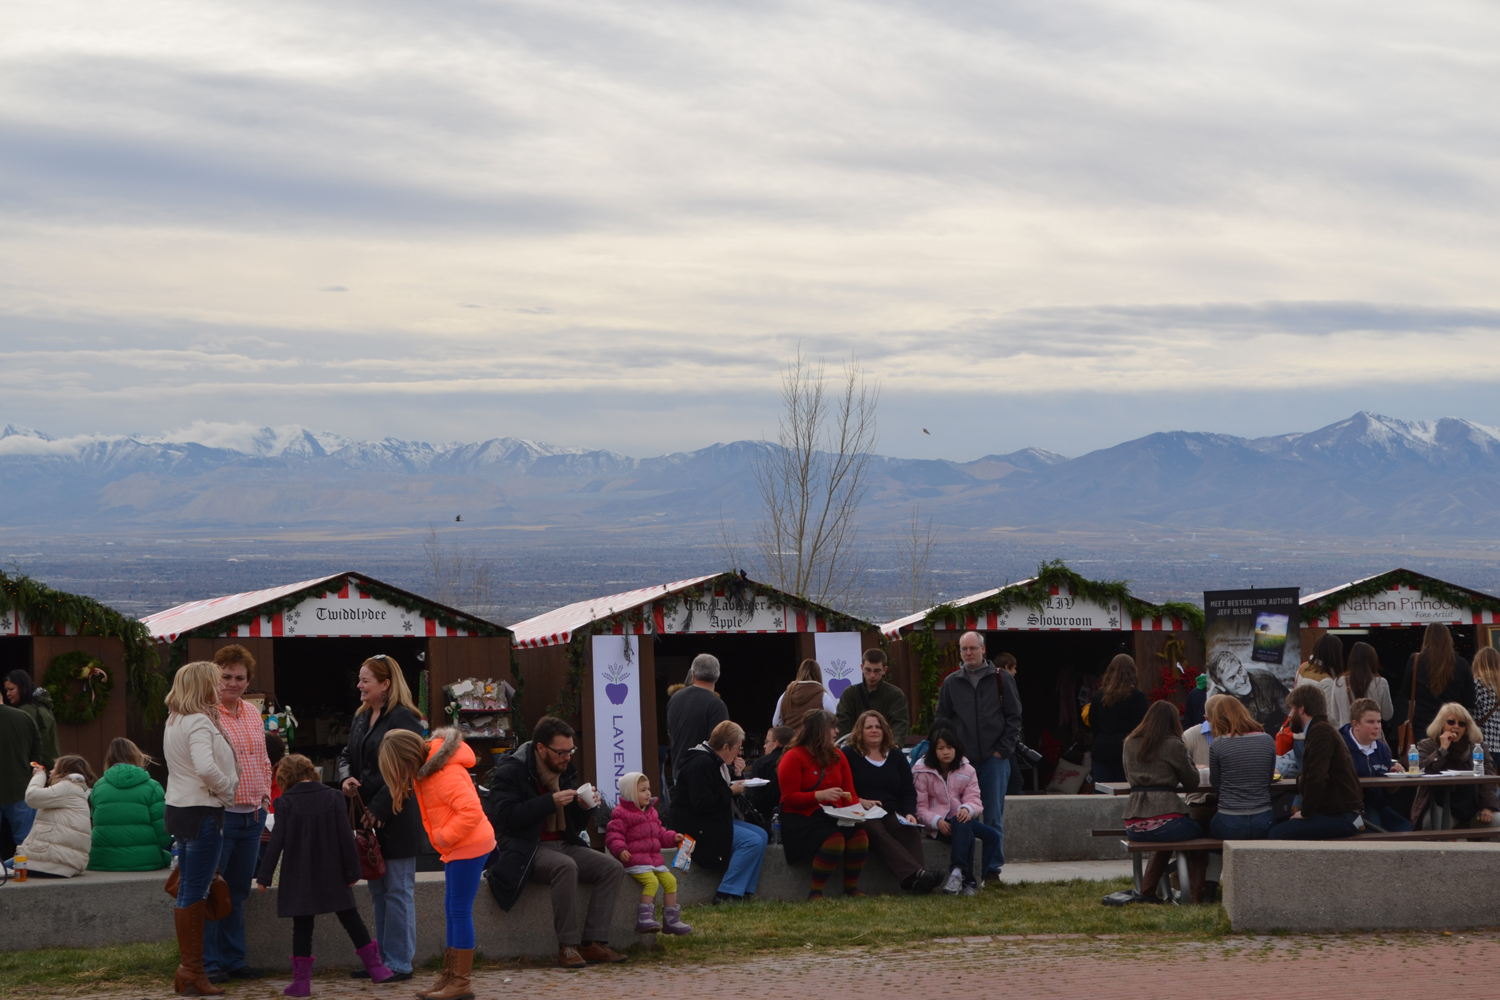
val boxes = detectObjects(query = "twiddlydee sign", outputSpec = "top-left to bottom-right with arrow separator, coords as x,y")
591,634 -> 642,808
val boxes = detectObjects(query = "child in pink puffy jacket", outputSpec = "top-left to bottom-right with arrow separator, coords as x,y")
911,728 -> 1003,893
604,772 -> 692,935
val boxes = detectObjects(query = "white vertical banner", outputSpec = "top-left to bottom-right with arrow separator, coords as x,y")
813,632 -> 866,700
591,634 -> 642,809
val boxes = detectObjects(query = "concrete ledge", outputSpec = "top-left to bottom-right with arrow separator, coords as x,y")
0,795 -> 1120,963
1224,841 -> 1500,932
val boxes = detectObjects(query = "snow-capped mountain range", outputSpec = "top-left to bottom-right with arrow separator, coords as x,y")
3,412 -> 1499,537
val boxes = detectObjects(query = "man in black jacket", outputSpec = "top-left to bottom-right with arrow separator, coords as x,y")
484,716 -> 626,969
933,631 -> 1022,881
1270,685 -> 1365,840
666,654 -> 729,779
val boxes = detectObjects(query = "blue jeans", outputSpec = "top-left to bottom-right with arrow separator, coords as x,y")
1,800 -> 36,849
1127,815 -> 1204,842
204,808 -> 265,973
1268,810 -> 1360,840
1366,806 -> 1412,833
718,820 -> 768,897
368,856 -> 417,974
938,819 -> 1002,881
444,854 -> 487,950
1209,811 -> 1273,840
976,755 -> 1010,869
176,814 -> 226,908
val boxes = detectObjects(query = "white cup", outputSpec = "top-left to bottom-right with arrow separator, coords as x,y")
576,782 -> 596,808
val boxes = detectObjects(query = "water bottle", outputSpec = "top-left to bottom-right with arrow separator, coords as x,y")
1408,744 -> 1420,775
13,851 -> 26,883
1474,744 -> 1485,777
771,817 -> 781,846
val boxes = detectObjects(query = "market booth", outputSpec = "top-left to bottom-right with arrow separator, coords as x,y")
142,572 -> 513,781
1301,568 -> 1500,690
0,570 -> 152,776
508,572 -> 877,808
880,561 -> 1204,789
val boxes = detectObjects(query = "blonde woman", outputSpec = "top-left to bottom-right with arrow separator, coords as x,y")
1413,702 -> 1499,830
335,654 -> 424,982
1472,647 -> 1500,750
163,662 -> 239,997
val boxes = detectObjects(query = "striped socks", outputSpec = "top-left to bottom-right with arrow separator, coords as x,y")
808,830 -> 871,897
843,829 -> 869,892
810,834 -> 843,895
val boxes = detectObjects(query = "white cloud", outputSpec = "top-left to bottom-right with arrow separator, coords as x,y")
0,0 -> 1498,455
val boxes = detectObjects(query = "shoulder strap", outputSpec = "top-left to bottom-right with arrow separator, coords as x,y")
1407,655 -> 1419,714
1480,704 -> 1500,727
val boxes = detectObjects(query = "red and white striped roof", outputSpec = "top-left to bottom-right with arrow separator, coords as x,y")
881,579 -> 1189,638
1302,569 -> 1500,628
142,572 -> 498,642
510,574 -> 871,648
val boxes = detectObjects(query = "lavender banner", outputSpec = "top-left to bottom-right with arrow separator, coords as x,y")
813,632 -> 865,700
591,634 -> 642,807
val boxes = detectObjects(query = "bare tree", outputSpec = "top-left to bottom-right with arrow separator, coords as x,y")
893,504 -> 939,616
423,524 -> 502,623
753,350 -> 878,607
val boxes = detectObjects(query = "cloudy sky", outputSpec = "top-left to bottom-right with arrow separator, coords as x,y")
4,0 -> 1499,459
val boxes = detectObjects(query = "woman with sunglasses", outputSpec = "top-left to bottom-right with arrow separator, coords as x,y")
335,655 -> 424,982
1412,703 -> 1500,830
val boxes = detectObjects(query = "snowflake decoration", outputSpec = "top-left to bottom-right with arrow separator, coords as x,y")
402,619 -> 414,633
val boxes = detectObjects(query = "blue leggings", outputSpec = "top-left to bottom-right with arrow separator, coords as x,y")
444,854 -> 487,949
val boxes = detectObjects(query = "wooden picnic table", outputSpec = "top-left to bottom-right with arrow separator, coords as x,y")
1095,773 -> 1500,831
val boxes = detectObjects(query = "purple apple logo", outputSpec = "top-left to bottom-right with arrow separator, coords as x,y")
826,659 -> 853,698
603,663 -> 631,706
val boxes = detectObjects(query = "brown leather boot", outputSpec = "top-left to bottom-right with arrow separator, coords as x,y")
417,948 -> 455,998
173,902 -> 225,996
1186,851 -> 1209,904
558,945 -> 587,969
417,949 -> 474,1000
1138,850 -> 1171,902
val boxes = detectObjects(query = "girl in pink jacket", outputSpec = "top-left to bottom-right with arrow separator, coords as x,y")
910,728 -> 1003,893
605,772 -> 692,935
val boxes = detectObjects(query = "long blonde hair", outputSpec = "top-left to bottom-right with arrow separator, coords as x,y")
378,729 -> 428,814
165,661 -> 222,721
357,655 -> 421,717
1473,647 -> 1500,696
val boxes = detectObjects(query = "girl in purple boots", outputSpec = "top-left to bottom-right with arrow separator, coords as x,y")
256,755 -> 393,995
605,771 -> 692,935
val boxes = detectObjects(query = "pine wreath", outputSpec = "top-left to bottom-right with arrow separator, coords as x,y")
44,651 -> 113,725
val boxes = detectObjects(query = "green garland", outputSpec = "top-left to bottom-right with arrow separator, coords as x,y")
44,651 -> 112,724
166,572 -> 506,675
539,572 -> 874,726
1300,568 -> 1500,624
509,643 -> 528,741
0,570 -> 163,726
905,560 -> 1206,733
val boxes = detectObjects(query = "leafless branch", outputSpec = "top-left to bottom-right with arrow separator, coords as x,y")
894,504 -> 939,616
752,350 -> 878,607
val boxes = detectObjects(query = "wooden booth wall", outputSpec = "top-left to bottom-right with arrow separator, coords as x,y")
427,635 -> 514,715
30,636 -> 129,776
512,644 -> 575,736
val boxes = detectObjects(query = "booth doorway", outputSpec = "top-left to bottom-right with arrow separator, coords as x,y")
272,636 -> 429,757
0,636 -> 31,681
977,630 -> 1134,750
1328,625 -> 1476,684
653,633 -> 802,753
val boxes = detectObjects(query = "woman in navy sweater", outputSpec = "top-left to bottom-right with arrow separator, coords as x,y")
842,711 -> 940,894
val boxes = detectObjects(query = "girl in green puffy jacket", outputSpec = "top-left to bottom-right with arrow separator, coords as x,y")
88,738 -> 173,871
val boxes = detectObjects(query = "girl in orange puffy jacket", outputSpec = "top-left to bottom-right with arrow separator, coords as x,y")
380,729 -> 495,1000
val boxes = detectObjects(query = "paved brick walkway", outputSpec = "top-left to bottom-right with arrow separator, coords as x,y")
60,932 -> 1494,1000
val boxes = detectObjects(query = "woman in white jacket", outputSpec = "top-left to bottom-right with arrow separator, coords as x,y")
163,661 -> 239,997
11,755 -> 96,877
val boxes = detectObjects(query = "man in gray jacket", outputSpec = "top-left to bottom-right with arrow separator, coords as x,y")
934,631 -> 1022,881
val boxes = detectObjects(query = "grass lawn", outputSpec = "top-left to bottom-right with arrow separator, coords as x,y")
0,878 -> 1228,993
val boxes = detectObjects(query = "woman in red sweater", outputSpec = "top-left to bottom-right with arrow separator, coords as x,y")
776,711 -> 869,900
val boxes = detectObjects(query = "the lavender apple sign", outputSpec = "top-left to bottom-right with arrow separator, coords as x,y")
826,659 -> 853,697
603,663 -> 631,706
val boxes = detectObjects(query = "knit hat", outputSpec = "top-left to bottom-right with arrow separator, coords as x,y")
1196,674 -> 1208,691
618,771 -> 648,805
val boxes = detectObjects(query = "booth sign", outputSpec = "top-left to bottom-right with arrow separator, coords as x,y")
1310,585 -> 1499,628
591,634 -> 642,808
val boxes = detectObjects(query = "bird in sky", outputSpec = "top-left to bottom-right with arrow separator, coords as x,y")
922,428 -> 931,435
455,515 -> 462,522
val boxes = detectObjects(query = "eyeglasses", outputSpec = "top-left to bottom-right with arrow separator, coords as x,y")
543,744 -> 578,757
1445,719 -> 1464,727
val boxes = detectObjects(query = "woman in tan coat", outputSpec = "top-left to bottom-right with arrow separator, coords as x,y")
773,660 -> 837,732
